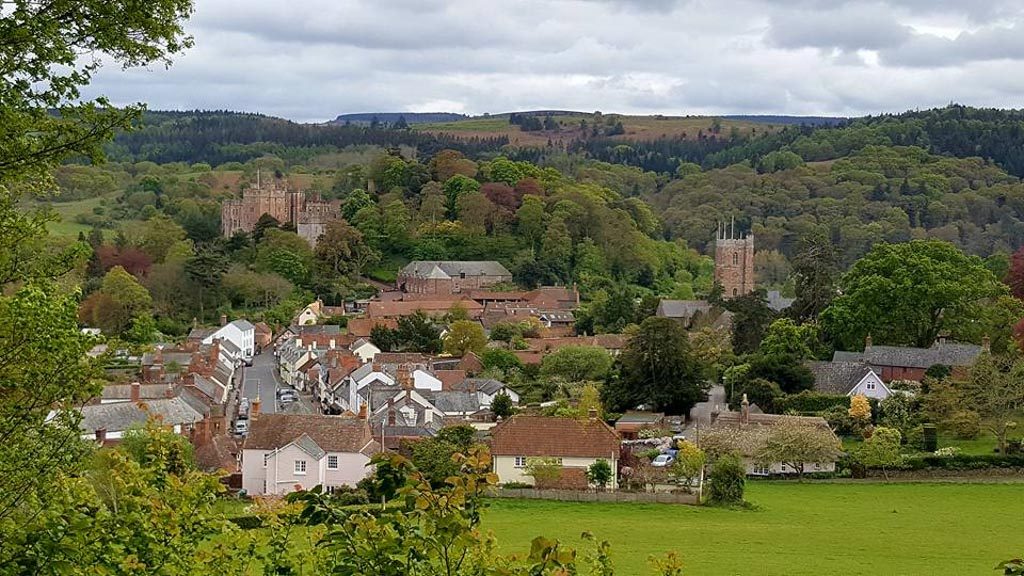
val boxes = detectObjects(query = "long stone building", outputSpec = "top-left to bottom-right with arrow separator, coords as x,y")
221,176 -> 340,246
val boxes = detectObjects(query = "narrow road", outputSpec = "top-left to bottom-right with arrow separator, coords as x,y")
241,351 -> 281,414
689,385 -> 727,426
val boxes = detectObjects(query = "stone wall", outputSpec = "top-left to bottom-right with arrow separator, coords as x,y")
493,488 -> 699,505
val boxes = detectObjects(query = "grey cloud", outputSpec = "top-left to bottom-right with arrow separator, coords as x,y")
767,4 -> 911,51
882,25 -> 1024,67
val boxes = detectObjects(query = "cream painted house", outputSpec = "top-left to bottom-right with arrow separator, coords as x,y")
490,415 -> 620,489
241,414 -> 380,496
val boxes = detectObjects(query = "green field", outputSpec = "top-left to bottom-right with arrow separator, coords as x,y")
483,482 -> 1024,575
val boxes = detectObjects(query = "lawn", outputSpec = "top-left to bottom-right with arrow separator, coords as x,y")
483,482 -> 1024,575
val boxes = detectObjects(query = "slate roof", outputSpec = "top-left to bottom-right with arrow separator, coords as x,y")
807,361 -> 878,395
79,398 -> 204,433
616,411 -> 665,424
243,414 -> 379,455
454,378 -> 510,397
400,260 -> 511,279
524,335 -> 627,352
188,327 -> 217,341
141,351 -> 193,367
231,319 -> 255,331
656,300 -> 712,319
295,325 -> 343,336
101,383 -> 172,401
293,434 -> 327,460
833,341 -> 983,369
711,410 -> 831,429
490,416 -> 620,458
422,391 -> 482,414
220,339 -> 241,356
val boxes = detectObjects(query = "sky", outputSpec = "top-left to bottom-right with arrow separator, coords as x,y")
82,0 -> 1024,122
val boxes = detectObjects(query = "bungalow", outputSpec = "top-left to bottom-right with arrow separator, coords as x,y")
807,361 -> 891,400
490,414 -> 621,489
241,414 -> 380,496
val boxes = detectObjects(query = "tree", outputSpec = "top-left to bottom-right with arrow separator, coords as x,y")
959,354 -> 1024,454
669,441 -> 706,493
1008,246 -> 1024,300
540,346 -> 614,383
80,265 -> 153,333
602,317 -> 707,415
745,354 -> 814,394
759,318 -> 818,360
587,459 -> 613,490
396,311 -> 443,354
491,391 -> 514,420
724,290 -> 774,354
515,195 -> 546,253
443,320 -> 487,356
706,453 -> 745,505
857,426 -> 902,481
480,348 -> 523,373
525,457 -> 563,489
848,394 -> 872,432
821,240 -> 1004,349
315,219 -> 378,277
408,437 -> 461,488
443,174 -> 480,220
135,214 -> 187,263
185,249 -> 229,320
756,417 -> 842,480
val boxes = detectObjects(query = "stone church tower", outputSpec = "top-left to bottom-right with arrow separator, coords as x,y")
714,219 -> 755,298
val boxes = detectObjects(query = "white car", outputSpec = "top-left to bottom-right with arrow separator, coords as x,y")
651,454 -> 675,467
234,420 -> 249,436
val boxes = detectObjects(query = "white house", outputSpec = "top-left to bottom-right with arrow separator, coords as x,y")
241,414 -> 380,496
350,338 -> 380,363
808,361 -> 892,400
490,415 -> 620,489
203,319 -> 256,359
450,378 -> 520,407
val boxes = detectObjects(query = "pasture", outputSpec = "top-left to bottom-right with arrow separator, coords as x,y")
484,481 -> 1024,575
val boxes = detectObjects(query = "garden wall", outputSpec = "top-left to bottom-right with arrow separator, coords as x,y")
492,488 -> 699,505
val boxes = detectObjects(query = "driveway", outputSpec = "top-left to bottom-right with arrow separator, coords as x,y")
689,385 -> 726,426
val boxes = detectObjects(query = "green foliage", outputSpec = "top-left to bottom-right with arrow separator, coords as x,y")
822,240 -> 1005,349
669,441 -> 706,492
744,353 -> 815,395
587,459 -> 613,489
857,427 -> 903,479
525,457 -> 564,489
603,317 -> 707,415
707,453 -> 746,505
756,417 -> 842,480
760,318 -> 819,360
491,391 -> 515,419
540,345 -> 614,382
443,319 -> 487,356
950,410 -> 982,440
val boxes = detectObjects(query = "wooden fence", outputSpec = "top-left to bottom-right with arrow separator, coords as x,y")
492,488 -> 699,505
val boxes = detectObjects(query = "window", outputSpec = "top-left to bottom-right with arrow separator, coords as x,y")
327,455 -> 338,470
262,480 -> 266,493
752,464 -> 770,476
263,453 -> 269,468
732,287 -> 738,296
294,460 -> 307,475
732,253 -> 739,265
514,456 -> 527,468
867,382 -> 876,390
460,272 -> 466,279
814,463 -> 821,470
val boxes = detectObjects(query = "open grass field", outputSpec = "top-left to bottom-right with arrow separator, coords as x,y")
417,112 -> 780,146
34,194 -> 113,238
483,482 -> 1024,575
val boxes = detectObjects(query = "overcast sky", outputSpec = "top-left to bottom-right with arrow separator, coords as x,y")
82,0 -> 1024,122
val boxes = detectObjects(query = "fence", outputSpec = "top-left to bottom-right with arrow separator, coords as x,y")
492,488 -> 699,505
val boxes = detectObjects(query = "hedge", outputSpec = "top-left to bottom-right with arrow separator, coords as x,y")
228,515 -> 263,529
901,454 -> 1024,471
774,391 -> 849,413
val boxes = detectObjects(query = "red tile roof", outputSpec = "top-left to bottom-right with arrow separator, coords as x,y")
347,317 -> 398,338
367,299 -> 483,319
490,416 -> 620,459
244,414 -> 379,455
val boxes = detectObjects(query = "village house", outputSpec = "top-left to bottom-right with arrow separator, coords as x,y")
78,397 -> 205,444
709,396 -> 839,476
523,335 -> 628,357
366,298 -> 484,320
807,361 -> 892,399
397,260 -> 512,295
241,413 -> 380,496
614,411 -> 666,440
490,414 -> 621,489
832,335 -> 986,382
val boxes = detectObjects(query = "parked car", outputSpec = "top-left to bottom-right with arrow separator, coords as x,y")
276,387 -> 297,399
234,420 -> 249,436
651,453 -> 675,467
243,355 -> 253,367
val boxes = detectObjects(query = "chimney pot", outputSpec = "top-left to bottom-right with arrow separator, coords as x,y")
865,334 -> 873,350
358,403 -> 367,419
220,313 -> 228,326
130,381 -> 141,403
588,408 -> 598,421
95,428 -> 107,444
741,393 -> 750,425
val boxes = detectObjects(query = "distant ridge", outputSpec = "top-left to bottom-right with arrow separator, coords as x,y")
722,115 -> 846,126
329,112 -> 468,125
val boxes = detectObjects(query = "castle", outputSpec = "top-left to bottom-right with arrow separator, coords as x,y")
220,174 -> 340,246
713,219 -> 755,298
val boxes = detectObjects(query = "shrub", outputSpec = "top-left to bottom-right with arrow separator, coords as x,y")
933,447 -> 961,457
706,452 -> 745,505
524,457 -> 563,489
329,486 -> 370,506
641,448 -> 662,461
587,459 -> 613,489
501,482 -> 532,489
950,410 -> 981,439
638,427 -> 672,439
821,405 -> 856,436
228,515 -> 263,529
902,453 -> 1024,470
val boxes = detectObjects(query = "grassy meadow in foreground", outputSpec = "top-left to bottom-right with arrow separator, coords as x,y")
483,482 -> 1024,575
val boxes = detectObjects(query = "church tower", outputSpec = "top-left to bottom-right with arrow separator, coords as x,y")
714,219 -> 755,298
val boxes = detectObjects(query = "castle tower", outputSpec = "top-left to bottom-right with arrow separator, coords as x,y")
714,219 -> 755,298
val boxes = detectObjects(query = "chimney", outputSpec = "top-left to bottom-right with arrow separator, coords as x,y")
251,396 -> 261,420
710,405 -> 720,424
329,339 -> 335,349
864,334 -> 873,351
296,337 -> 303,348
220,313 -> 228,326
130,381 -> 141,403
982,335 -> 991,353
95,428 -> 107,444
154,346 -> 163,364
209,339 -> 221,364
588,408 -> 598,421
741,394 -> 750,425
165,382 -> 175,398
192,317 -> 198,330
358,402 -> 367,420
387,398 -> 396,426
397,366 -> 413,390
